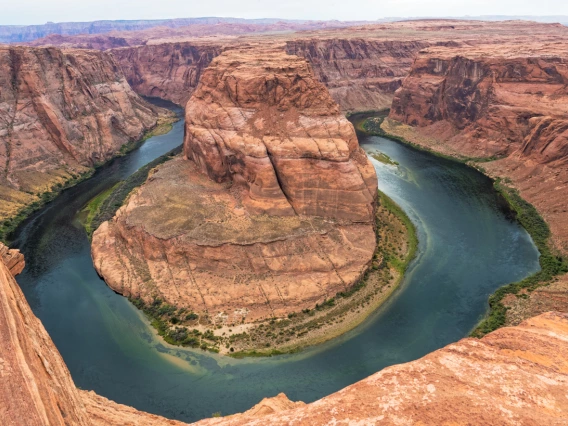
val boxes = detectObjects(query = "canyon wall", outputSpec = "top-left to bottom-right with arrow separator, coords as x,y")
0,241 -> 193,426
0,46 -> 164,221
285,39 -> 430,112
112,42 -> 222,106
388,45 -> 568,255
111,38 -> 428,112
91,47 -> 378,325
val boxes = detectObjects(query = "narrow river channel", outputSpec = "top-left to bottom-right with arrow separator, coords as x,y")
12,110 -> 540,422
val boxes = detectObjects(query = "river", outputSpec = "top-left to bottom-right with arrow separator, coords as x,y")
12,110 -> 540,422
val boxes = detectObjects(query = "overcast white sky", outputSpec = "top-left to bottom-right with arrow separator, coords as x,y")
2,0 -> 568,26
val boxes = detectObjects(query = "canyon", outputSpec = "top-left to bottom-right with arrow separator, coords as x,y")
0,17 -> 368,44
2,17 -> 568,425
1,244 -> 567,424
0,45 -> 168,232
91,46 -> 378,330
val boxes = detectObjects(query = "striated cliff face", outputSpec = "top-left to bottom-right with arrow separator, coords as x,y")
0,243 -> 93,426
112,42 -> 222,106
286,39 -> 430,112
183,47 -> 377,221
0,243 -> 192,426
388,46 -> 568,255
111,38 -> 428,113
0,46 -> 164,221
390,49 -> 568,159
91,47 -> 377,324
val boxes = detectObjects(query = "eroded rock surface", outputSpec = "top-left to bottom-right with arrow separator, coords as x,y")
0,46 -> 164,220
388,43 -> 568,256
195,312 -> 568,425
112,43 -> 223,106
92,47 -> 377,324
285,39 -> 429,112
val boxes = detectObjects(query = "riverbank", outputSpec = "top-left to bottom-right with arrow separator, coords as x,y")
358,114 -> 568,337
91,177 -> 417,356
0,112 -> 178,245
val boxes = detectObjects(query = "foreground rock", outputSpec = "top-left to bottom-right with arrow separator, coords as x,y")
0,46 -> 165,223
2,242 -> 568,424
92,47 -> 377,326
196,312 -> 568,425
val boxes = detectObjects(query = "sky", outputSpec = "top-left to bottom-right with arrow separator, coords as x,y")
2,0 -> 568,26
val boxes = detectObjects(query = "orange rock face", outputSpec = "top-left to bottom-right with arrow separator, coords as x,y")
112,43 -> 222,106
0,245 -> 194,426
0,46 -> 164,220
285,39 -> 429,112
184,47 -> 377,221
91,47 -> 377,324
195,312 -> 568,425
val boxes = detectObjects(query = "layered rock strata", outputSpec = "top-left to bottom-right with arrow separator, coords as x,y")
112,42 -> 222,106
0,46 -> 165,221
285,39 -> 430,112
388,45 -> 568,255
385,43 -> 568,327
0,242 -> 192,426
92,47 -> 377,324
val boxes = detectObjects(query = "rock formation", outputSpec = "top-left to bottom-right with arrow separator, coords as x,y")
195,312 -> 568,425
2,242 -> 568,425
0,241 -> 191,426
91,47 -> 378,324
0,46 -> 165,221
385,42 -> 568,327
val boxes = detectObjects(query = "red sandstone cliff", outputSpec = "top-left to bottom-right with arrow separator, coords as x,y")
388,44 -> 568,255
0,46 -> 165,221
112,42 -> 222,106
91,47 -> 378,325
285,39 -> 430,112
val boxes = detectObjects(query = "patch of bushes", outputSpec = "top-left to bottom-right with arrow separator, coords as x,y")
87,145 -> 182,238
471,181 -> 568,337
0,170 -> 94,244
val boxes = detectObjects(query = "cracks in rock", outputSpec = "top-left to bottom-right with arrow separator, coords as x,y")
266,151 -> 298,215
181,254 -> 208,313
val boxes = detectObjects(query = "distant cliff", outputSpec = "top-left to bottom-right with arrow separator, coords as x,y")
111,38 -> 428,112
0,18 -> 366,44
286,39 -> 430,112
112,43 -> 222,106
388,46 -> 568,254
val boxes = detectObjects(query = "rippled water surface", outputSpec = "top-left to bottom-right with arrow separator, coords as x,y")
13,111 -> 540,422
